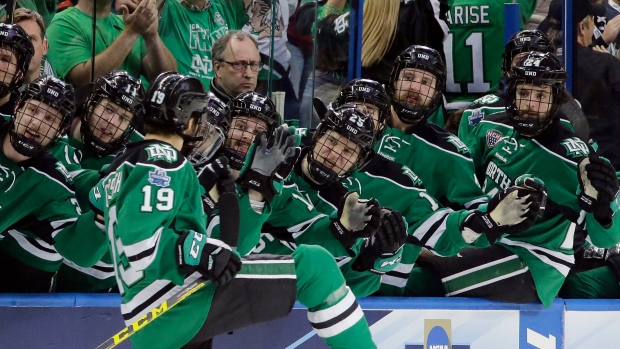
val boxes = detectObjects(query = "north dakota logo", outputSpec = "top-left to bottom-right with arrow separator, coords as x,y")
446,135 -> 469,154
561,137 -> 589,158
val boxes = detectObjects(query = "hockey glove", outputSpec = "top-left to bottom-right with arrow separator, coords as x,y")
330,191 -> 381,249
577,154 -> 620,226
176,230 -> 242,287
462,175 -> 546,243
352,208 -> 408,274
197,156 -> 237,215
237,125 -> 301,203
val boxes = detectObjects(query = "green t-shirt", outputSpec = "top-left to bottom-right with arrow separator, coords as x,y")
46,7 -> 146,81
158,0 -> 247,88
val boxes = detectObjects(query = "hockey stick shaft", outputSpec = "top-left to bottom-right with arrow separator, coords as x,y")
96,190 -> 241,349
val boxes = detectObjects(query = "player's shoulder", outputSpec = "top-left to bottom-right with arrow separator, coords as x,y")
363,154 -> 425,190
535,122 -> 593,163
416,123 -> 473,158
462,94 -> 506,127
115,140 -> 187,171
27,152 -> 75,194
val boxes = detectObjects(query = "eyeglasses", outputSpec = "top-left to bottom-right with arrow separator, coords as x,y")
220,60 -> 262,72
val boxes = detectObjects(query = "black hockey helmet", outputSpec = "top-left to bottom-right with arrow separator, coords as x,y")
143,71 -> 208,141
223,91 -> 281,170
0,23 -> 34,98
81,70 -> 145,156
387,45 -> 446,124
307,104 -> 376,184
187,93 -> 229,168
506,51 -> 567,137
334,79 -> 391,133
502,30 -> 555,74
10,75 -> 75,157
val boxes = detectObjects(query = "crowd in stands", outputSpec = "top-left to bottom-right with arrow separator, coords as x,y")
1,0 -> 620,348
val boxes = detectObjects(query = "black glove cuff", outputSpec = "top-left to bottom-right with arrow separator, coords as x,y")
238,170 -> 276,203
462,212 -> 501,244
351,240 -> 376,273
329,218 -> 357,249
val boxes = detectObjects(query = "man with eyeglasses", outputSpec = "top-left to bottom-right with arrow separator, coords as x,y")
210,30 -> 261,103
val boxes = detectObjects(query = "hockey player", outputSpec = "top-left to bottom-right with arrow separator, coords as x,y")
0,75 -> 108,292
93,72 -> 378,349
457,30 -> 588,141
290,103 -> 546,297
54,70 -> 146,293
377,45 -> 487,212
0,23 -> 34,115
223,91 -> 382,258
410,52 -> 620,306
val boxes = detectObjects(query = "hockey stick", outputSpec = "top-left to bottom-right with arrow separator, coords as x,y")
95,189 -> 240,349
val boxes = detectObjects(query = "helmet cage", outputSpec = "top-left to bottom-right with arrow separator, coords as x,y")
0,23 -> 34,98
502,30 -> 555,74
307,105 -> 375,184
387,46 -> 446,124
10,76 -> 75,157
506,52 -> 567,137
335,79 -> 391,132
81,71 -> 145,155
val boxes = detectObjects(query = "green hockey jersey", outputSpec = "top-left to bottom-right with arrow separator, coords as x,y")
94,139 -> 218,348
444,0 -> 536,106
376,123 -> 487,210
0,126 -> 107,274
464,118 -> 620,307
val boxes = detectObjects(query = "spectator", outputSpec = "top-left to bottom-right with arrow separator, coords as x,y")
443,0 -> 537,111
12,8 -> 50,84
113,0 -> 248,88
46,0 -> 176,88
209,30 -> 261,103
573,0 -> 620,170
243,0 -> 299,120
0,0 -> 59,27
0,23 -> 33,115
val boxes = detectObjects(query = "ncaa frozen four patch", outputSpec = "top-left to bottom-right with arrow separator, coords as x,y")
149,168 -> 171,187
486,129 -> 504,148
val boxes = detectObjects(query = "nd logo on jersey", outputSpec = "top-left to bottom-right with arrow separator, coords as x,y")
145,144 -> 177,163
561,137 -> 589,158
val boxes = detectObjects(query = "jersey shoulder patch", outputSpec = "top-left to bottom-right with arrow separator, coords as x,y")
29,152 -> 76,193
471,94 -> 501,106
361,155 -> 424,189
417,123 -> 473,158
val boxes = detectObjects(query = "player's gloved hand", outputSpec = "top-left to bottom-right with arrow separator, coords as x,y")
577,154 -> 620,226
197,156 -> 237,215
237,125 -> 301,203
351,208 -> 408,274
330,191 -> 381,249
462,175 -> 546,243
176,230 -> 242,286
